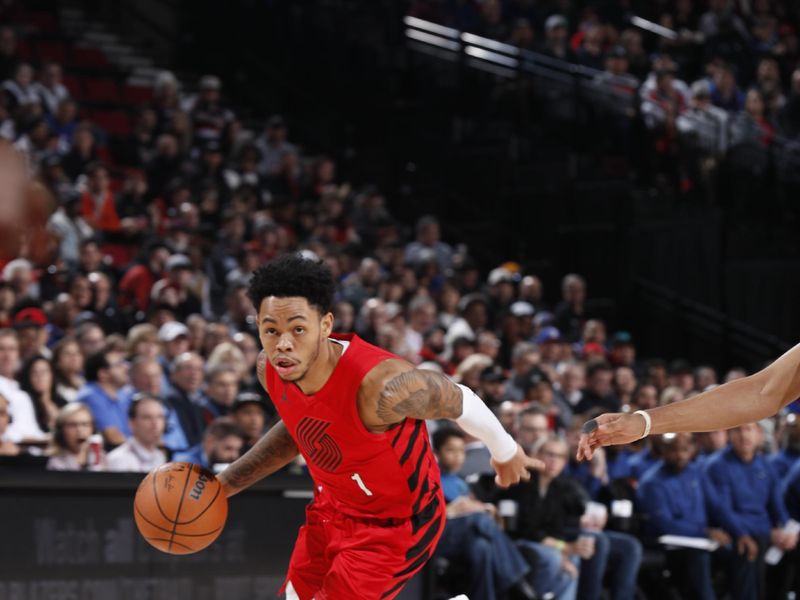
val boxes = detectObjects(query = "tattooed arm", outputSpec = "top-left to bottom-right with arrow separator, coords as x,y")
217,419 -> 299,497
359,359 -> 542,487
216,350 -> 299,497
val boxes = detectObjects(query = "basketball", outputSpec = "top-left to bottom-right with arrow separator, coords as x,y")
133,462 -> 228,555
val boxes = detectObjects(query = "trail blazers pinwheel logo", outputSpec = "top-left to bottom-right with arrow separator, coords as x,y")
296,417 -> 342,472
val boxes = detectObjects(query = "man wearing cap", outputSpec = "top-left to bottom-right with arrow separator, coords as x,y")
230,392 -> 267,453
158,320 -> 191,369
13,306 -> 50,361
540,14 -> 573,61
486,267 -> 516,326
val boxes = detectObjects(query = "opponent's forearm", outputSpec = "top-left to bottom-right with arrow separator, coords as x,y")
647,342 -> 800,434
217,420 -> 299,497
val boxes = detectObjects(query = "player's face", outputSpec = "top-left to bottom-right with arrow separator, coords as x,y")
258,296 -> 333,383
436,436 -> 465,473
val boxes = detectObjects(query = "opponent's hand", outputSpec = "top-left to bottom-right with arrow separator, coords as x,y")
576,412 -> 648,461
491,444 -> 544,488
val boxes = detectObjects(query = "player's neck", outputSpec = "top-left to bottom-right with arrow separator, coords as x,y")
294,339 -> 343,396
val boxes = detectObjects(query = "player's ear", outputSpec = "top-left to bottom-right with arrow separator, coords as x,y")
320,311 -> 334,337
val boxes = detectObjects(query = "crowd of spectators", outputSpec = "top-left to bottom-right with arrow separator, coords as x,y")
3,4 -> 800,600
410,0 -> 800,201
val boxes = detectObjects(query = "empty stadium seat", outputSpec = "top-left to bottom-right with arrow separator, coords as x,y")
84,78 -> 120,103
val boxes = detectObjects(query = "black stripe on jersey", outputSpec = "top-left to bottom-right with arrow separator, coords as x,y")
411,479 -> 431,515
380,576 -> 411,599
407,439 -> 429,493
317,436 -> 342,471
411,493 -> 441,535
399,420 -> 423,465
406,509 -> 444,560
395,548 -> 432,578
390,419 -> 408,448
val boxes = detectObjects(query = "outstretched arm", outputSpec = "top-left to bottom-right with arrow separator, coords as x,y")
578,341 -> 800,460
217,350 -> 299,496
361,359 -> 542,487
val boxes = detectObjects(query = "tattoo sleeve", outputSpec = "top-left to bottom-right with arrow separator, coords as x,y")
376,369 -> 463,424
217,419 -> 299,496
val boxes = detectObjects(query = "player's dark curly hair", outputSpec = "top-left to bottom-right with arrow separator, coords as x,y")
247,253 -> 336,315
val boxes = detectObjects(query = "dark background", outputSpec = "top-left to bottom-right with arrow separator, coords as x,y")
89,0 -> 799,373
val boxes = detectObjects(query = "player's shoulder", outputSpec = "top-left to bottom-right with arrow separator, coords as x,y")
358,358 -> 415,398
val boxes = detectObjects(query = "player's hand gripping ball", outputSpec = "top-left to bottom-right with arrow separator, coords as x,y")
134,462 -> 228,554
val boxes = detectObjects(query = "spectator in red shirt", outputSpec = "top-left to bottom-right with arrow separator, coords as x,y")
118,242 -> 170,313
80,163 -> 119,233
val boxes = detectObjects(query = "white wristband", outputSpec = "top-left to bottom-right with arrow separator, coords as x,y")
455,384 -> 518,463
633,410 -> 652,439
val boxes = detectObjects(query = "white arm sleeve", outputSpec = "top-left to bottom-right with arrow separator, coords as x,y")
455,384 -> 518,463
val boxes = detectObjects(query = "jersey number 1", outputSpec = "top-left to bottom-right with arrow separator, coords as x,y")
351,473 -> 373,496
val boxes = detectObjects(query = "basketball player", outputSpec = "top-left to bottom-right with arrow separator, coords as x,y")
216,254 -> 541,600
578,342 -> 800,460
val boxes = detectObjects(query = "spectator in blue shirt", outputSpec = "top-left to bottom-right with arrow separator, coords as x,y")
639,433 -> 728,600
75,344 -> 131,447
703,422 -> 798,600
782,459 -> 800,523
125,356 -> 189,454
164,352 -> 207,449
173,417 -> 245,470
769,413 -> 800,479
432,427 -> 537,600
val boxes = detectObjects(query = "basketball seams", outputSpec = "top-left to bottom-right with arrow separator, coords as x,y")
134,502 -> 224,538
167,463 -> 196,552
175,473 -> 224,525
150,469 -> 174,523
144,537 -> 195,552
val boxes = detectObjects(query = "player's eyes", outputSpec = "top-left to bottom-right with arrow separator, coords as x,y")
294,327 -> 305,334
265,328 -> 277,336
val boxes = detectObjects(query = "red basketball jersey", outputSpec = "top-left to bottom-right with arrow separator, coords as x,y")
264,334 -> 442,520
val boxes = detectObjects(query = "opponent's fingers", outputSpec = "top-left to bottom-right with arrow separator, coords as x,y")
526,456 -> 545,471
495,474 -> 510,488
576,435 -> 594,461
